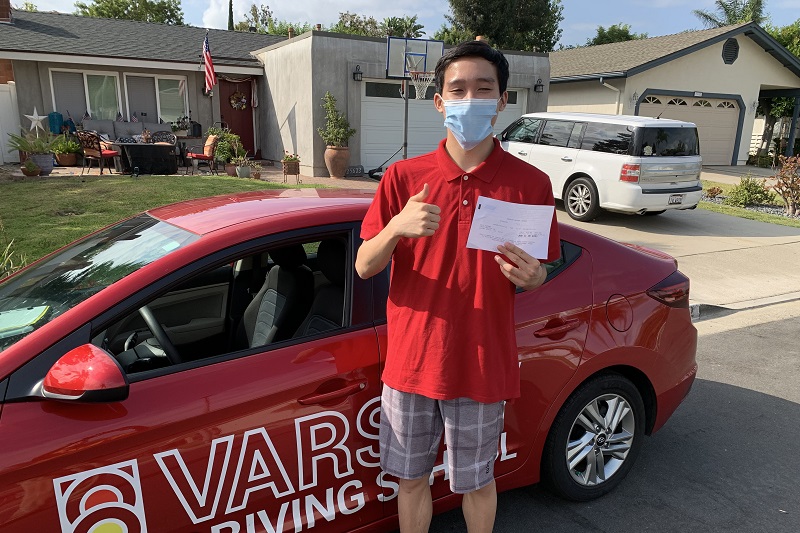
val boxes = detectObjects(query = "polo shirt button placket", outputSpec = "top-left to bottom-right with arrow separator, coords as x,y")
460,174 -> 473,222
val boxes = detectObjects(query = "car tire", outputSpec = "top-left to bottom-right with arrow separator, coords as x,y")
643,210 -> 665,216
541,373 -> 645,501
564,177 -> 601,222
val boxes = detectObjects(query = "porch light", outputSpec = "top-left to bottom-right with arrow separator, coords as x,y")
534,78 -> 544,92
630,91 -> 639,104
353,65 -> 363,82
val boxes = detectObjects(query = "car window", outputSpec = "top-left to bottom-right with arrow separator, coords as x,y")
637,127 -> 700,156
0,215 -> 197,352
580,123 -> 634,154
95,233 -> 351,376
504,118 -> 543,143
538,121 -> 576,147
567,123 -> 586,149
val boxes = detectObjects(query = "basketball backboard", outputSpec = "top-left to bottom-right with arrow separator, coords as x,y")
386,37 -> 445,79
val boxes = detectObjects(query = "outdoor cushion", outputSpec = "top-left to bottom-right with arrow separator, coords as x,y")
101,149 -> 120,156
187,152 -> 212,160
83,119 -> 115,138
203,135 -> 218,157
114,121 -> 143,138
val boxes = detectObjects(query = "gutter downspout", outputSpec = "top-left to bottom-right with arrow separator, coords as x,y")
600,76 -> 621,115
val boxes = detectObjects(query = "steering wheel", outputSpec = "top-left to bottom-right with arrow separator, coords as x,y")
137,305 -> 182,365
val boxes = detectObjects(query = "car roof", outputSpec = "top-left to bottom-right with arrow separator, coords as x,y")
147,189 -> 376,235
519,112 -> 697,128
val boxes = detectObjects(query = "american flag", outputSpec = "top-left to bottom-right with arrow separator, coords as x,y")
131,113 -> 138,123
116,111 -> 124,122
203,32 -> 217,93
82,110 -> 91,122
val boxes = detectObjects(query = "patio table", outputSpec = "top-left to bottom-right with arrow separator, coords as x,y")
111,142 -> 179,175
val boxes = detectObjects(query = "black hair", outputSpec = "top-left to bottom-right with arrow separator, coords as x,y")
434,40 -> 510,95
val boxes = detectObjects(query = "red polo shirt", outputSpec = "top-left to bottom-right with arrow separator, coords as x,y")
361,138 -> 560,403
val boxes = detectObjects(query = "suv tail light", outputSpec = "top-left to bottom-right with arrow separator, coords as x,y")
620,164 -> 640,182
647,270 -> 690,308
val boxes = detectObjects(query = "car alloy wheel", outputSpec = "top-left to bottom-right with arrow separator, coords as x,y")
565,177 -> 601,222
542,373 -> 645,501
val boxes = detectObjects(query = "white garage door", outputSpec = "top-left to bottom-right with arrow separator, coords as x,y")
639,95 -> 739,165
360,80 -> 526,171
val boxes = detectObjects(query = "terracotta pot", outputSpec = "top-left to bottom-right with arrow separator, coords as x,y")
251,171 -> 261,180
55,153 -> 78,166
224,163 -> 237,176
21,166 -> 40,177
323,146 -> 350,178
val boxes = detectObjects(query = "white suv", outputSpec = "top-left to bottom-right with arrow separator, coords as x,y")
499,112 -> 703,221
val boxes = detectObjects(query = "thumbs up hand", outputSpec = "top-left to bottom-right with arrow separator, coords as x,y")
389,183 -> 441,238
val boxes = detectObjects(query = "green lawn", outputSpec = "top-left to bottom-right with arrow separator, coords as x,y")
700,179 -> 800,229
0,174 -> 309,263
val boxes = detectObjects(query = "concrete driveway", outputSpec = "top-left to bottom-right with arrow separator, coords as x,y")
556,207 -> 800,310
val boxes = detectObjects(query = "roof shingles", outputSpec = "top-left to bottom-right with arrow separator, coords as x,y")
0,10 -> 285,68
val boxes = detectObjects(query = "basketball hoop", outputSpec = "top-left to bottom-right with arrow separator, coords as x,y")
409,71 -> 435,100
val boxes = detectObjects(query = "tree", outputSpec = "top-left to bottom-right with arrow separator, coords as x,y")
382,15 -> 424,38
693,0 -> 768,28
444,0 -> 564,52
74,0 -> 184,25
16,1 -> 37,11
227,0 -> 234,31
586,23 -> 647,46
328,11 -> 382,37
433,23 -> 473,45
233,3 -> 272,32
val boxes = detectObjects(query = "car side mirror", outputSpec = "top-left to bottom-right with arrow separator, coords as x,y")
42,344 -> 129,402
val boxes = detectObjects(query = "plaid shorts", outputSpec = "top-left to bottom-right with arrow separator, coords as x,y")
379,384 -> 505,494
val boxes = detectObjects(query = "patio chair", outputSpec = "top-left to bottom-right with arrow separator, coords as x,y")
76,130 -> 120,175
186,134 -> 218,175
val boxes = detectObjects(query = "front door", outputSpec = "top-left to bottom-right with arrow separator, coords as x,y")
219,79 -> 256,157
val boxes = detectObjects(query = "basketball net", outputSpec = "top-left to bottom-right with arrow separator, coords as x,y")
409,71 -> 435,100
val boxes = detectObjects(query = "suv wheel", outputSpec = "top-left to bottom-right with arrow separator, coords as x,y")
565,178 -> 601,222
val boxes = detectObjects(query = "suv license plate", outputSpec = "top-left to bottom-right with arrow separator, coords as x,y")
668,194 -> 684,205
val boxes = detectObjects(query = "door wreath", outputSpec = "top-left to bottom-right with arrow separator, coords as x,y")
229,91 -> 247,110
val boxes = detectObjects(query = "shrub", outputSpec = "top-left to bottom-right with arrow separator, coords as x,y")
705,186 -> 723,199
206,126 -> 245,163
50,135 -> 81,155
317,91 -> 356,147
723,176 -> 776,207
771,155 -> 800,216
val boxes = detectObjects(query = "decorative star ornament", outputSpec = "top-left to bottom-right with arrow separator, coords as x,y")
24,107 -> 46,136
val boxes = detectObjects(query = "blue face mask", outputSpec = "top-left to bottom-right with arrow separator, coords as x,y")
442,98 -> 500,151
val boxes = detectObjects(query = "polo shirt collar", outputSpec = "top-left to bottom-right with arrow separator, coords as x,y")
436,138 -> 505,183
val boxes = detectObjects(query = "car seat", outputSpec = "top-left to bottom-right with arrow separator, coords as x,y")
236,244 -> 314,348
293,239 -> 347,337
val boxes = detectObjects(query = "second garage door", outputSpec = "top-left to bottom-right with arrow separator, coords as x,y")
360,80 -> 526,171
639,95 -> 739,165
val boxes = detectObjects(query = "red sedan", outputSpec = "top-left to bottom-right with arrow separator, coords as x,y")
0,189 -> 696,532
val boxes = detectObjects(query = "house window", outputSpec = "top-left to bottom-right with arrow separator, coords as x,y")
50,69 -> 122,121
157,79 -> 186,123
717,101 -> 736,108
644,96 -> 661,104
124,74 -> 188,123
693,100 -> 712,107
667,98 -> 688,106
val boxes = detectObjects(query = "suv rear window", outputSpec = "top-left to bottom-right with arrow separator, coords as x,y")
637,127 -> 699,156
581,123 -> 633,154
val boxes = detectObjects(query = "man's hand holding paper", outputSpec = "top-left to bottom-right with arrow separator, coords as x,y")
466,196 -> 555,260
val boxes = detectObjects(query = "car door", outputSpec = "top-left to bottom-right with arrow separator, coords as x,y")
529,120 -> 586,199
500,117 -> 543,165
0,228 -> 384,533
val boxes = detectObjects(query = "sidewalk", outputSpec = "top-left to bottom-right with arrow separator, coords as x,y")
1,161 -> 381,190
701,164 -> 778,185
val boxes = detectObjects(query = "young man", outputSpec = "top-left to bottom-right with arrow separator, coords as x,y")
356,40 -> 560,533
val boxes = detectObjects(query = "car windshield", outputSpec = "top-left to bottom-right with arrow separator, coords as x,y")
0,214 -> 198,352
637,127 -> 699,156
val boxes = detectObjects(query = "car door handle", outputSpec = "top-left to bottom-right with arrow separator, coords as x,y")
298,381 -> 366,405
533,319 -> 581,338
561,156 -> 573,162
517,151 -> 528,156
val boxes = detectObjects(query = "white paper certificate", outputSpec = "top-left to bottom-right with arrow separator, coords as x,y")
466,196 -> 555,259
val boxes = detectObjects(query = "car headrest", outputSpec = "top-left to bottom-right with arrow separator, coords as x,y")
269,244 -> 307,269
317,239 -> 346,287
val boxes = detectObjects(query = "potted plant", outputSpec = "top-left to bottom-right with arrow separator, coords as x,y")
7,131 -> 56,176
207,126 -> 244,176
232,155 -> 251,178
249,161 -> 262,180
317,91 -> 356,178
281,151 -> 300,174
171,116 -> 191,137
20,158 -> 40,177
51,135 -> 81,166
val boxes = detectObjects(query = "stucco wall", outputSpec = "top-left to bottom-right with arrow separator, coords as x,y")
548,78 -> 624,114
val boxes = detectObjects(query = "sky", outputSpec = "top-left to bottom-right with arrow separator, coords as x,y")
21,0 -> 800,48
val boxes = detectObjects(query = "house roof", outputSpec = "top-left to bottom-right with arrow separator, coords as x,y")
0,10 -> 285,69
550,22 -> 800,82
